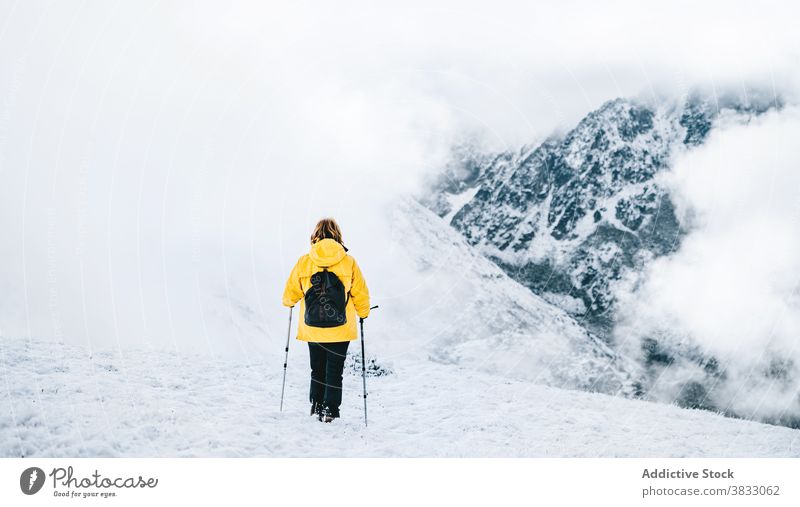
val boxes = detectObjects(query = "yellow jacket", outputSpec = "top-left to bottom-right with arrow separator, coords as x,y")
282,239 -> 370,342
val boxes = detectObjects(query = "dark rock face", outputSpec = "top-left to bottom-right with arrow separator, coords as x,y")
679,99 -> 714,146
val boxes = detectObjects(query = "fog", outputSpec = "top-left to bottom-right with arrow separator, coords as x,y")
1,0 -> 798,359
614,107 -> 800,422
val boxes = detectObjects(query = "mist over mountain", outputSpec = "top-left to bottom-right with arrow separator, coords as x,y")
422,88 -> 800,427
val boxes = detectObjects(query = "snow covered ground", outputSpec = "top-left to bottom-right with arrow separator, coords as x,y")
2,338 -> 798,458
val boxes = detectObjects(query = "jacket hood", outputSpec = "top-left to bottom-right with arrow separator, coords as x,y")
309,238 -> 347,267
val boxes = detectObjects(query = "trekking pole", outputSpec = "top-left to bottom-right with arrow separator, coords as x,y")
279,306 -> 293,411
360,305 -> 379,427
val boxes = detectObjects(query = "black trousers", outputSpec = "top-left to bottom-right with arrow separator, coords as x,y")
308,341 -> 350,416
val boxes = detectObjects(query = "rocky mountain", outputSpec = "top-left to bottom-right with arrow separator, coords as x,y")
421,91 -> 788,419
423,93 -> 779,339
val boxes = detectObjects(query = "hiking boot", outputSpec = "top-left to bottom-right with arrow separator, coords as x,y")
318,404 -> 338,423
310,401 -> 321,417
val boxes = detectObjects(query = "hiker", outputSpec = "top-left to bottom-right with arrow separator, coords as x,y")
282,218 -> 371,422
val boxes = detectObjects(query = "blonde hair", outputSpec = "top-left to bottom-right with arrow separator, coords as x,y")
310,218 -> 344,245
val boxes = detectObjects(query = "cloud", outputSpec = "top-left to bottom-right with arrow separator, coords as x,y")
614,107 -> 800,423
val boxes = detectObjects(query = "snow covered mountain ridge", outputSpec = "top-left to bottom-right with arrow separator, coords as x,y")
423,92 -> 780,337
421,90 -> 798,427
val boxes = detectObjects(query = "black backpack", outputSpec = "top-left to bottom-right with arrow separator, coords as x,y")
304,268 -> 348,328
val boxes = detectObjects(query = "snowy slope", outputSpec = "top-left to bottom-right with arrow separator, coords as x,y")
1,338 -> 798,457
372,198 -> 635,394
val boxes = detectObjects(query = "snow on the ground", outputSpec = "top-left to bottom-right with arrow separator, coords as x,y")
2,338 -> 798,458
